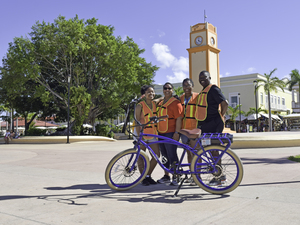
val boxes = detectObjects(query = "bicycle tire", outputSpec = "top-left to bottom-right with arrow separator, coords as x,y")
191,145 -> 243,194
105,149 -> 150,191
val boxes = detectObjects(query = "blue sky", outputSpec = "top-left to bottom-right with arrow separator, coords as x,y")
1,0 -> 300,85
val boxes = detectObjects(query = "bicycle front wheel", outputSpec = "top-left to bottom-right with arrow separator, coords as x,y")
191,145 -> 243,194
105,149 -> 150,191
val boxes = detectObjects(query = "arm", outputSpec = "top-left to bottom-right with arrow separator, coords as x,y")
172,116 -> 182,141
135,104 -> 142,137
220,100 -> 228,117
153,96 -> 164,104
172,101 -> 183,141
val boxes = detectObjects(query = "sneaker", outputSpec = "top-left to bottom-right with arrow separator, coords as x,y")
184,177 -> 193,183
208,177 -> 221,186
157,175 -> 171,184
142,178 -> 150,186
169,179 -> 178,186
220,175 -> 227,184
189,177 -> 197,186
146,176 -> 157,185
183,177 -> 196,186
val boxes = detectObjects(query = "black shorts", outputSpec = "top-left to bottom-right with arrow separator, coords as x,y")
198,116 -> 224,134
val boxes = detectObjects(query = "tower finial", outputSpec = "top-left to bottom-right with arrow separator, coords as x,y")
204,10 -> 207,23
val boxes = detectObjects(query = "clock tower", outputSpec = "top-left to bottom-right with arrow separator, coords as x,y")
187,22 -> 221,92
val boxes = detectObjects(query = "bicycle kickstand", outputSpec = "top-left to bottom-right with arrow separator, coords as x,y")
173,174 -> 188,197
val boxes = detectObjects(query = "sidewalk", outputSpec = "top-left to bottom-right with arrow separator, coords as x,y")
0,140 -> 299,224
1,131 -> 300,148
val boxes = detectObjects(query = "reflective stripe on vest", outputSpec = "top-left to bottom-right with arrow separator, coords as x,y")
138,101 -> 158,140
195,84 -> 213,121
156,97 -> 177,133
180,92 -> 198,130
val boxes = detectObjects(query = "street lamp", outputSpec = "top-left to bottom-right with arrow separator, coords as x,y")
253,80 -> 259,132
67,74 -> 71,144
238,93 -> 241,132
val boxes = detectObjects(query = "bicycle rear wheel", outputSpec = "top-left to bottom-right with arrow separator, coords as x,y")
105,149 -> 150,191
191,145 -> 243,194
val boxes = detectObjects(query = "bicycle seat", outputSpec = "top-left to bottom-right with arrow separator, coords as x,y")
179,128 -> 201,139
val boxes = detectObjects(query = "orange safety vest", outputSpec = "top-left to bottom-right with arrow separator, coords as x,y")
137,101 -> 158,140
180,92 -> 198,130
156,97 -> 178,133
195,84 -> 213,121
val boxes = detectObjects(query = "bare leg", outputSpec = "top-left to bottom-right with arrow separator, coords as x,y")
137,144 -> 147,174
147,143 -> 160,175
137,142 -> 160,176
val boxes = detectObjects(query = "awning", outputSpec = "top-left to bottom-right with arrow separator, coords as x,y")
282,114 -> 300,119
247,114 -> 261,120
271,115 -> 281,121
260,113 -> 269,118
260,113 -> 282,121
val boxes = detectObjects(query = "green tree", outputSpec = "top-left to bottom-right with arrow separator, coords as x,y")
0,15 -> 157,134
256,68 -> 285,132
173,86 -> 184,96
287,69 -> 300,103
228,104 -> 245,131
245,107 -> 267,116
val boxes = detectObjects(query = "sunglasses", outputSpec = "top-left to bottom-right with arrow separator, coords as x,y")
163,87 -> 172,90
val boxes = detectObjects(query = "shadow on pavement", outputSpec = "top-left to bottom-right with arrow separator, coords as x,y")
0,183 -> 230,204
240,156 -> 297,165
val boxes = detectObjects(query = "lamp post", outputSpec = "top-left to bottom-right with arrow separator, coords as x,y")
238,93 -> 241,132
67,74 -> 71,144
253,80 -> 259,132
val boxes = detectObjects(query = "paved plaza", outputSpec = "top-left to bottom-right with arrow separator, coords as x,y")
0,138 -> 300,225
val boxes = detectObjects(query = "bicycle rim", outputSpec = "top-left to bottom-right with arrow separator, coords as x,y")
191,146 -> 243,194
105,149 -> 149,191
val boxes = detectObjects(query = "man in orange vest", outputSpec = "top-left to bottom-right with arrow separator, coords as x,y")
195,70 -> 228,186
195,70 -> 228,133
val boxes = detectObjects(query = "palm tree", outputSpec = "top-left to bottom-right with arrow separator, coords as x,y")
173,86 -> 184,96
256,68 -> 285,132
287,69 -> 300,104
228,104 -> 245,131
245,107 -> 267,116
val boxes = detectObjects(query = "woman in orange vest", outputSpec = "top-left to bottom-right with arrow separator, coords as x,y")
180,78 -> 198,186
135,85 -> 160,186
156,82 -> 183,186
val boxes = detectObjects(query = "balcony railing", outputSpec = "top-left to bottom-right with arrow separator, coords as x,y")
266,104 -> 287,111
292,101 -> 300,109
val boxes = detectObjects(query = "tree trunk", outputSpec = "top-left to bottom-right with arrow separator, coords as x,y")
268,92 -> 272,132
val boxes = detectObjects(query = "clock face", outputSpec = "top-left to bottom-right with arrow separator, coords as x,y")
210,37 -> 215,45
195,36 -> 203,45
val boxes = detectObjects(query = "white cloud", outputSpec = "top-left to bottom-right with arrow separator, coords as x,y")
220,72 -> 231,78
152,43 -> 189,83
247,67 -> 256,73
158,30 -> 165,38
152,43 -> 176,68
167,71 -> 187,83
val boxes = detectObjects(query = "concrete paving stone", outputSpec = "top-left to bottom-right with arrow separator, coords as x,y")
0,134 -> 300,225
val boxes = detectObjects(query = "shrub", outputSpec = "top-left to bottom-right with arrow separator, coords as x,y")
95,124 -> 111,137
27,128 -> 47,136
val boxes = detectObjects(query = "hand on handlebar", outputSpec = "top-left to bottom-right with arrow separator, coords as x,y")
149,115 -> 169,124
172,132 -> 180,141
131,94 -> 145,103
